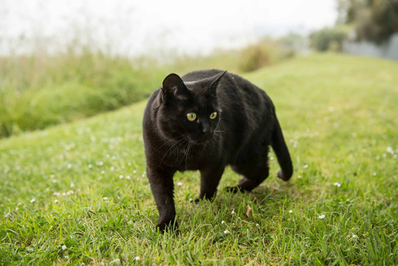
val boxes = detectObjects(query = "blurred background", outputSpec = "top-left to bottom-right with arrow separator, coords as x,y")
1,0 -> 397,138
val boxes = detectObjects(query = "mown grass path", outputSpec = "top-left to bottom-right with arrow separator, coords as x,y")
1,54 -> 397,265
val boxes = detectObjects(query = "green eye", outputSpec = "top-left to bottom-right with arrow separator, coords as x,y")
210,112 -> 217,119
187,113 -> 197,121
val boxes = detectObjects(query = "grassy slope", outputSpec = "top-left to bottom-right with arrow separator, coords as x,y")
1,54 -> 397,265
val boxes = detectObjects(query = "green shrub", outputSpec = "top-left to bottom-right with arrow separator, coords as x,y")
238,43 -> 272,73
310,28 -> 348,52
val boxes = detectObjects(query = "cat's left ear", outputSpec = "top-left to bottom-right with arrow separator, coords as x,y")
206,70 -> 227,96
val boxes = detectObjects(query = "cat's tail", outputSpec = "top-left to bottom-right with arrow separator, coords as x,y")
271,116 -> 293,181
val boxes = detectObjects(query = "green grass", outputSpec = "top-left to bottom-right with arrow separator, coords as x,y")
1,54 -> 398,265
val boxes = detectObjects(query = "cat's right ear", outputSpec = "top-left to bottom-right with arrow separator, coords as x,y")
160,73 -> 189,105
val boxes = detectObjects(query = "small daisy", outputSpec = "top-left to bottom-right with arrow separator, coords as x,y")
333,182 -> 341,187
221,221 -> 225,224
67,164 -> 72,168
126,175 -> 131,180
30,199 -> 35,203
133,170 -> 137,174
135,256 -> 140,261
224,230 -> 229,234
303,164 -> 308,169
54,200 -> 58,203
103,197 -> 108,200
119,175 -> 124,179
352,235 -> 358,238
318,215 -> 325,219
189,198 -> 193,202
62,245 -> 67,250
231,210 -> 236,215
88,164 -> 92,168
177,182 -> 182,186
289,210 -> 293,213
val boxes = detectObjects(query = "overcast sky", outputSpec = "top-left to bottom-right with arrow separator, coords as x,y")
0,0 -> 338,55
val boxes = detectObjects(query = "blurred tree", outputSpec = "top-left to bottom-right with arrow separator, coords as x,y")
337,0 -> 398,44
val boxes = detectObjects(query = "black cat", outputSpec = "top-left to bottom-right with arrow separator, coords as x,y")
142,69 -> 293,232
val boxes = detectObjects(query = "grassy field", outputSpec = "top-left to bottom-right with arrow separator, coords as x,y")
1,54 -> 397,265
0,40 -> 293,139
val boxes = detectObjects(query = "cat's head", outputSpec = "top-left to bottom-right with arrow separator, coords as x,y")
155,71 -> 227,144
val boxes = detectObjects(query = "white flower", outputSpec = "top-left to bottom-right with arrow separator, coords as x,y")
67,164 -> 72,169
103,197 -> 108,200
30,199 -> 35,203
54,192 -> 60,196
303,164 -> 308,169
231,210 -> 236,215
221,221 -> 225,224
133,170 -> 137,174
333,182 -> 341,187
70,183 -> 75,188
298,175 -> 302,179
110,167 -> 114,171
135,256 -> 140,260
289,210 -> 293,213
189,198 -> 193,202
62,245 -> 67,250
224,230 -> 229,234
373,172 -> 377,176
99,161 -> 104,166
88,164 -> 92,168
318,215 -> 325,219
177,182 -> 182,186
352,235 -> 358,238
256,224 -> 259,227
270,156 -> 274,160
119,175 -> 124,179
101,171 -> 105,174
126,175 -> 131,180
65,256 -> 70,260
54,200 -> 58,203
386,147 -> 394,154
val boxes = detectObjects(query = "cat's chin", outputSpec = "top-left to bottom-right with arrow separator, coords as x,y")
190,136 -> 212,145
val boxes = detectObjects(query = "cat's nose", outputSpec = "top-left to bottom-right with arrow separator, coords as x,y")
201,124 -> 212,135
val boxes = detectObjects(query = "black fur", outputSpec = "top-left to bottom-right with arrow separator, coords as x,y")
142,69 -> 293,232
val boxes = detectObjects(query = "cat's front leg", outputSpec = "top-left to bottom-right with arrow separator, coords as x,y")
147,166 -> 178,232
197,165 -> 225,202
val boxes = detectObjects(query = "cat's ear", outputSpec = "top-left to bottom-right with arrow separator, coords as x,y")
205,70 -> 227,96
161,73 -> 189,104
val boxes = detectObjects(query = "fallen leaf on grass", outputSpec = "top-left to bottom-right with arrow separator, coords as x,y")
245,205 -> 252,219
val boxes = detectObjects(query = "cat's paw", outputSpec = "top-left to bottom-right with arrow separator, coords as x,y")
156,219 -> 179,233
225,186 -> 245,193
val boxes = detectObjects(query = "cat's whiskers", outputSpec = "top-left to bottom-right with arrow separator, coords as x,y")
158,136 -> 188,166
155,134 -> 186,152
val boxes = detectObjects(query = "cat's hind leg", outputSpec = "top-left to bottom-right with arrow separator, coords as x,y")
227,157 -> 270,193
